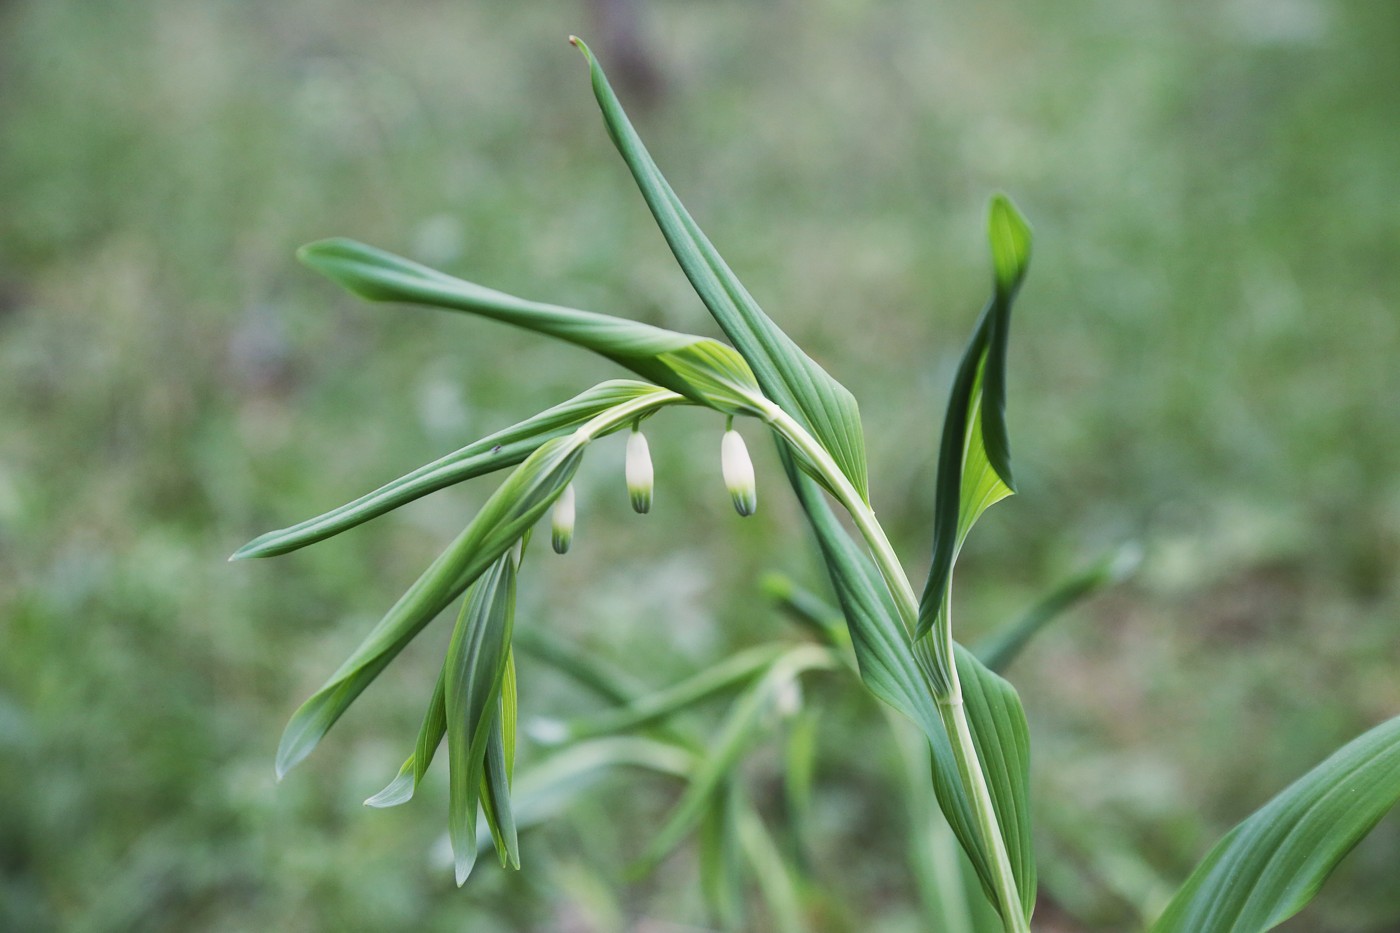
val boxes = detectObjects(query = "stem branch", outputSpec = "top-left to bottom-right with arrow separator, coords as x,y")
757,399 -> 1028,931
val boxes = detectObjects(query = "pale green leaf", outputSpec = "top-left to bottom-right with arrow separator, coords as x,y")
1152,714 -> 1400,933
572,38 -> 870,501
363,659 -> 447,808
479,647 -> 520,868
234,381 -> 671,560
735,791 -> 807,933
275,435 -> 582,779
699,779 -> 746,931
786,459 -> 944,742
637,645 -> 835,869
974,543 -> 1141,673
929,646 -> 1036,925
298,238 -> 762,412
446,554 -> 517,884
917,196 -> 1033,660
490,736 -> 696,837
547,644 -> 789,744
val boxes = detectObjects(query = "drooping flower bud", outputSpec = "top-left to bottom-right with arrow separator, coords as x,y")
721,428 -> 756,517
625,427 -> 654,514
551,482 -> 576,554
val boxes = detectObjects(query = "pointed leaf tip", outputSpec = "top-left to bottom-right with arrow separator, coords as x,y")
988,195 -> 1032,296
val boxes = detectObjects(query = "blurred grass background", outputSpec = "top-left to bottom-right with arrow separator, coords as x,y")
2,0 -> 1398,929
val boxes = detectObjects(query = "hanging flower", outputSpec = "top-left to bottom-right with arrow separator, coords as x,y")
551,482 -> 576,553
626,426 -> 654,514
721,428 -> 756,517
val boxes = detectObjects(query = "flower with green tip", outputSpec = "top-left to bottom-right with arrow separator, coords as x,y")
721,429 -> 756,517
626,426 -> 653,514
552,482 -> 576,554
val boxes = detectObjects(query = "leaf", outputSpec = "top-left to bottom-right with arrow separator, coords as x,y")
699,779 -> 747,931
929,646 -> 1037,925
786,455 -> 1034,923
363,659 -> 448,808
548,644 -> 789,743
783,707 -> 821,877
636,645 -> 835,869
572,38 -> 870,501
735,791 -> 807,933
1152,714 -> 1400,933
974,543 -> 1141,673
445,554 -> 517,885
480,648 -> 520,869
234,381 -> 672,560
513,626 -> 641,706
494,737 -> 696,835
786,458 -> 944,743
274,434 -> 582,779
917,195 -> 1033,659
761,571 -> 848,648
298,238 -> 762,412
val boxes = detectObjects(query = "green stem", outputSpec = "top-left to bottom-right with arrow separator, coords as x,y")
757,399 -> 1028,931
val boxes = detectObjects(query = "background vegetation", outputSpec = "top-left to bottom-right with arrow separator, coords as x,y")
2,0 -> 1397,929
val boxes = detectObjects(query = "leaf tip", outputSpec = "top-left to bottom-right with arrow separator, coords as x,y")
454,855 -> 476,888
988,193 -> 1032,295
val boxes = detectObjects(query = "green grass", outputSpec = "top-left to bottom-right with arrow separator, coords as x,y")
3,0 -> 1399,929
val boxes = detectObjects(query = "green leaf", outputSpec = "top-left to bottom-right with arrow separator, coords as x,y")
787,456 -> 1033,923
363,659 -> 448,808
929,646 -> 1036,925
478,708 -> 518,869
479,647 -> 519,869
233,381 -> 672,560
298,238 -> 762,412
699,779 -> 747,931
492,737 -> 696,837
917,196 -> 1033,655
546,644 -> 790,743
637,645 -> 835,869
1152,714 -> 1400,933
445,554 -> 517,885
761,571 -> 848,648
274,435 -> 582,780
974,543 -> 1140,673
783,707 -> 820,877
786,459 -> 944,742
735,791 -> 807,933
572,38 -> 870,501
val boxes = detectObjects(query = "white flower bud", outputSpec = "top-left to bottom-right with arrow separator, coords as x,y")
551,482 -> 576,554
721,429 -> 756,517
625,428 -> 654,514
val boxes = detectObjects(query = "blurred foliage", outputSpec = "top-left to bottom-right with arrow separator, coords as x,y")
1,0 -> 1398,929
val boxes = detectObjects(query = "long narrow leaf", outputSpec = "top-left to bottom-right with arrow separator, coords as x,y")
787,458 -> 943,741
275,434 -> 582,779
234,381 -> 670,560
490,736 -> 696,836
974,543 -> 1140,673
1152,714 -> 1400,933
299,238 -> 762,412
917,197 -> 1032,658
573,38 -> 870,501
929,646 -> 1036,925
636,645 -> 835,869
363,659 -> 448,808
446,554 -> 517,884
549,644 -> 790,743
480,647 -> 520,868
699,779 -> 747,931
